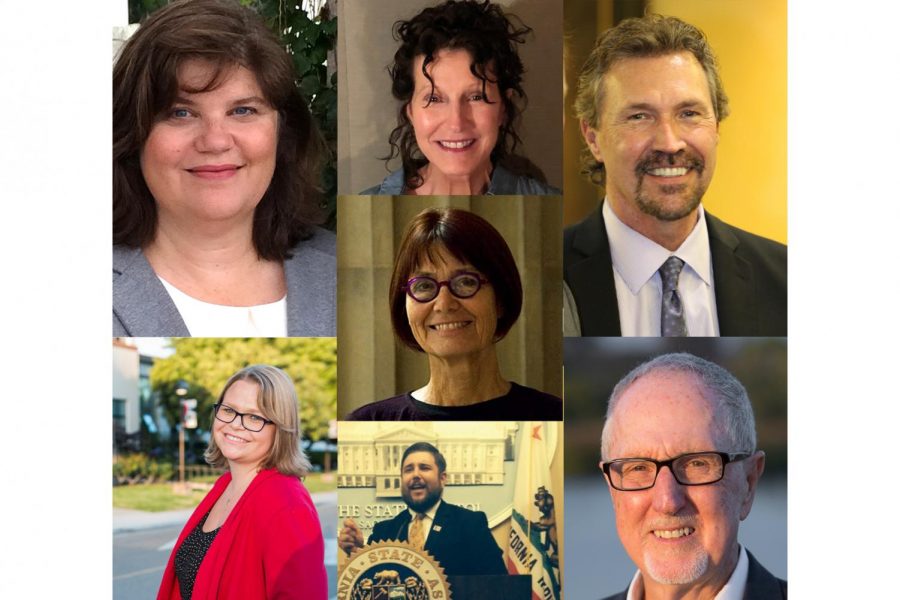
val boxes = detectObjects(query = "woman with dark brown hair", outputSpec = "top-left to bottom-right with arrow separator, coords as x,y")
361,0 -> 560,196
347,207 -> 562,420
113,0 -> 334,337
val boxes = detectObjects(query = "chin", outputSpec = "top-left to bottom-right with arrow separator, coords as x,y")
643,549 -> 709,585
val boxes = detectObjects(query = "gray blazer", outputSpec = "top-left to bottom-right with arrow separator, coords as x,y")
113,229 -> 336,337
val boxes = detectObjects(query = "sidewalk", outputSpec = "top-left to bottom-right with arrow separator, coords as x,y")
113,490 -> 337,533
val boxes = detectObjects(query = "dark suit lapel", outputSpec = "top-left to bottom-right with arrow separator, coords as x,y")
568,205 -> 621,336
423,502 -> 449,555
744,550 -> 786,599
707,213 -> 759,336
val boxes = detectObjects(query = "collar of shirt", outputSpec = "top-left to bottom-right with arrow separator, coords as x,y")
407,499 -> 442,544
603,200 -> 713,293
625,545 -> 749,600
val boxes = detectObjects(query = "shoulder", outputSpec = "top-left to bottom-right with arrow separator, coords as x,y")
346,394 -> 411,420
287,227 -> 336,261
706,212 -> 786,259
598,591 -> 628,600
249,471 -> 316,517
506,383 -> 563,420
113,244 -> 145,277
489,165 -> 561,195
745,549 -> 787,599
438,501 -> 487,524
563,203 -> 606,258
360,170 -> 404,195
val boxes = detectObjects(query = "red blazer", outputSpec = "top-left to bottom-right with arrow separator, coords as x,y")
156,469 -> 327,600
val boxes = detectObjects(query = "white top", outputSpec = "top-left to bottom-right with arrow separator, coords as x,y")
603,201 -> 720,336
407,499 -> 442,546
625,545 -> 749,600
158,276 -> 288,337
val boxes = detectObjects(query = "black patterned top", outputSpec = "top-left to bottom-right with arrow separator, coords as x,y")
174,511 -> 220,600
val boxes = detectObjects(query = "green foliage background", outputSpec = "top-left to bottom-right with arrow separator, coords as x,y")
127,0 -> 337,228
150,337 -> 337,441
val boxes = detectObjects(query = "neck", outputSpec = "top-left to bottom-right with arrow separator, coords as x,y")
413,163 -> 492,195
606,196 -> 699,252
227,462 -> 262,495
418,348 -> 509,406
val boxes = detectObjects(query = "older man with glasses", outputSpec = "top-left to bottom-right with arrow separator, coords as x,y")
598,353 -> 786,600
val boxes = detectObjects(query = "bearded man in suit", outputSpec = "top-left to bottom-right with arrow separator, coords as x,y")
599,353 -> 786,599
564,14 -> 786,337
338,442 -> 506,577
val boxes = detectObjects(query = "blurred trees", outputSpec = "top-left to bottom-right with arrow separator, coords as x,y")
150,337 -> 336,442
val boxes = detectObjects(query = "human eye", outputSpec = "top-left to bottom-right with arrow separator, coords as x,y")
626,112 -> 650,121
169,107 -> 193,119
231,105 -> 259,117
621,460 -> 651,475
410,278 -> 437,295
248,414 -> 266,424
220,406 -> 236,417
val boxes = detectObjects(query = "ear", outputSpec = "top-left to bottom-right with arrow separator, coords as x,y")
738,450 -> 766,520
405,101 -> 414,122
439,470 -> 448,485
580,119 -> 604,163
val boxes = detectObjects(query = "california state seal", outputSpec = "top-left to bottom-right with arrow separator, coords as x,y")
337,540 -> 452,600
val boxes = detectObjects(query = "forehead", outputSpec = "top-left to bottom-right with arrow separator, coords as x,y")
413,48 -> 495,87
402,451 -> 438,469
607,370 -> 723,458
411,243 -> 471,274
176,59 -> 264,98
222,379 -> 262,411
599,51 -> 712,114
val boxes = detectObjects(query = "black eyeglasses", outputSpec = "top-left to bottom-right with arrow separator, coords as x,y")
404,272 -> 489,303
213,403 -> 274,433
600,451 -> 751,491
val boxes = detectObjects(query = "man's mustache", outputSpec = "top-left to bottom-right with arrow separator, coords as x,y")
635,150 -> 704,173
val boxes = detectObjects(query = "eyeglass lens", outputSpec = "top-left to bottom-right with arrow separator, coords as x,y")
215,405 -> 268,432
609,452 -> 726,490
407,273 -> 483,302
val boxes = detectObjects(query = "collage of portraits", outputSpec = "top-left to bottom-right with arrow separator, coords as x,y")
112,1 -> 787,599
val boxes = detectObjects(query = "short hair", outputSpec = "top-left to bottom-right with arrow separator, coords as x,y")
600,353 -> 756,461
389,207 -> 523,352
574,14 -> 730,185
113,0 -> 323,260
401,442 -> 447,475
384,0 -> 542,189
205,364 -> 312,478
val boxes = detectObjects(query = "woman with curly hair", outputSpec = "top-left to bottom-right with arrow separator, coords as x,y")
361,0 -> 560,196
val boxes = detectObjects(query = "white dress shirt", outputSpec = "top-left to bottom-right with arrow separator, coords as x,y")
408,499 -> 441,546
603,201 -> 719,336
158,277 -> 288,337
625,545 -> 749,600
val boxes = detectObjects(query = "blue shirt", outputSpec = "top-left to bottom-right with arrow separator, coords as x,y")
360,164 -> 561,195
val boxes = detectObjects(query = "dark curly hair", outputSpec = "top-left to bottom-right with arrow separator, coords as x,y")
385,0 -> 543,189
113,0 -> 324,260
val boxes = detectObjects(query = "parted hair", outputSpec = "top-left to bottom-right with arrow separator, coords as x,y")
402,442 -> 447,475
205,364 -> 312,478
574,14 -> 729,185
385,0 -> 544,189
600,353 -> 756,461
113,0 -> 323,260
389,207 -> 523,352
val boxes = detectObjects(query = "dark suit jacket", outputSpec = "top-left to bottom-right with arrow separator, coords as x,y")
599,550 -> 787,600
563,204 -> 787,336
368,501 -> 507,577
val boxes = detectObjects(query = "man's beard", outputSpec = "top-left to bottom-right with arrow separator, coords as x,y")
633,150 -> 707,221
643,546 -> 710,585
402,482 -> 443,513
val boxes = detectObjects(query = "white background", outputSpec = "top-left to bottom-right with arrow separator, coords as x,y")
0,0 -> 897,596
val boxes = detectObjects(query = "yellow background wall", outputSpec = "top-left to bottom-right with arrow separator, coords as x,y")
564,0 -> 787,244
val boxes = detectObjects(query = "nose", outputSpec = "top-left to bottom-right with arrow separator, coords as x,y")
652,117 -> 687,154
650,465 -> 687,514
447,100 -> 473,131
431,284 -> 460,312
195,116 -> 234,153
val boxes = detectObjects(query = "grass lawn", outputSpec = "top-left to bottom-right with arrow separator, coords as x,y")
113,472 -> 336,512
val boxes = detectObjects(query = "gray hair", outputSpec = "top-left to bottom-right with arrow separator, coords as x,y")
600,353 -> 756,460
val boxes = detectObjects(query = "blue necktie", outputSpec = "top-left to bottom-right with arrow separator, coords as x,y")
660,256 -> 688,337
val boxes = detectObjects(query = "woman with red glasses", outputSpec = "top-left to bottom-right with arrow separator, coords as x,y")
346,207 -> 561,420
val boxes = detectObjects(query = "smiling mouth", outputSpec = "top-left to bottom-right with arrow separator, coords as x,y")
224,433 -> 249,444
429,321 -> 472,331
187,165 -> 243,179
652,527 -> 695,539
437,139 -> 475,150
646,167 -> 689,177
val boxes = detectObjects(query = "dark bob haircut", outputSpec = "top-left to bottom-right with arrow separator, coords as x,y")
385,0 -> 540,189
389,207 -> 523,352
113,0 -> 323,260
401,442 -> 447,475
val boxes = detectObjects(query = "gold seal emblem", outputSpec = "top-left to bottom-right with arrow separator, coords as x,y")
338,540 -> 452,600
